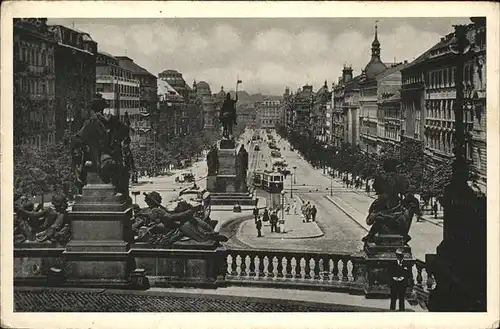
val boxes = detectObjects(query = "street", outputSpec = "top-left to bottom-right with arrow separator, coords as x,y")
222,130 -> 443,259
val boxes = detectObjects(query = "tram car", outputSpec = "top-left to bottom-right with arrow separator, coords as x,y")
178,187 -> 212,222
253,170 -> 284,193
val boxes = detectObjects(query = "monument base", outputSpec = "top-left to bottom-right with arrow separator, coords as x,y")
131,240 -> 227,288
362,234 -> 415,298
60,177 -> 147,289
219,138 -> 236,150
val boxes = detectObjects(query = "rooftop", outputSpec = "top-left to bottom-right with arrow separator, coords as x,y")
116,56 -> 156,77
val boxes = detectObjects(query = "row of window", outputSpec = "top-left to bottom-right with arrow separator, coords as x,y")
17,77 -> 55,95
106,99 -> 140,109
96,83 -> 140,95
15,42 -> 54,68
384,127 -> 401,141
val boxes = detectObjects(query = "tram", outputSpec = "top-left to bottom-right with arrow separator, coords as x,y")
252,170 -> 284,193
178,187 -> 211,221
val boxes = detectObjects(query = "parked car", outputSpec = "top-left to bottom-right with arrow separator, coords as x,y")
175,172 -> 195,183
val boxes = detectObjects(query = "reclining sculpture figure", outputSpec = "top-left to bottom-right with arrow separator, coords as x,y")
133,191 -> 228,246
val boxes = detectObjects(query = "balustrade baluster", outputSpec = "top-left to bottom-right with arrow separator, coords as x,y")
313,256 -> 321,281
268,256 -> 276,279
426,270 -> 435,291
351,259 -> 359,282
332,258 -> 339,281
321,257 -> 331,281
258,255 -> 265,279
285,256 -> 293,278
240,254 -> 248,277
276,256 -> 284,278
304,256 -> 312,280
248,253 -> 256,278
415,263 -> 424,288
341,257 -> 349,281
295,257 -> 303,280
230,253 -> 238,276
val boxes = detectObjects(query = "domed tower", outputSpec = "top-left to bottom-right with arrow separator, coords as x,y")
364,22 -> 387,79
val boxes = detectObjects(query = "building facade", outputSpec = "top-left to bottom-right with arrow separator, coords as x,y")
256,99 -> 281,130
49,24 -> 97,141
312,81 -> 330,143
95,52 -> 141,143
358,25 -> 408,154
157,79 -> 185,139
401,17 -> 486,191
378,91 -> 402,149
116,56 -> 157,149
196,81 -> 215,130
13,18 -> 57,148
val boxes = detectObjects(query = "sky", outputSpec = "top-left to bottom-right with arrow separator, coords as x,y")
48,17 -> 471,95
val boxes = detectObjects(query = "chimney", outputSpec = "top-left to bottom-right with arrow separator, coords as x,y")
342,64 -> 353,83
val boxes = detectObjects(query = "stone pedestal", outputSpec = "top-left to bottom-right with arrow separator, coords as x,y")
62,173 -> 144,288
217,149 -> 236,176
206,175 -> 217,192
362,234 -> 414,298
132,241 -> 227,288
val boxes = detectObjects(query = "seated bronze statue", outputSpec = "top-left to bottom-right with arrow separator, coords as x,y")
133,191 -> 228,246
362,159 -> 412,244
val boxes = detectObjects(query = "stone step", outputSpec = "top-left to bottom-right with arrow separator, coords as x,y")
211,193 -> 253,198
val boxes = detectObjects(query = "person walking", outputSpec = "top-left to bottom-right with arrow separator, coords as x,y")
262,208 -> 270,223
270,211 -> 278,233
433,202 -> 438,219
253,206 -> 259,223
292,199 -> 297,215
256,216 -> 263,237
389,249 -> 411,311
311,205 -> 317,222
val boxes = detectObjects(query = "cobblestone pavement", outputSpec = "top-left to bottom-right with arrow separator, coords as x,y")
14,288 -> 387,312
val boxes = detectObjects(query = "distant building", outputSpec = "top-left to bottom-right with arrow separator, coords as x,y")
95,51 -> 141,144
332,65 -> 361,147
115,56 -> 157,150
157,79 -> 186,138
358,24 -> 408,154
312,81 -> 330,142
13,18 -> 57,148
378,91 -> 402,149
49,24 -> 97,141
256,99 -> 281,130
293,85 -> 315,134
196,81 -> 215,129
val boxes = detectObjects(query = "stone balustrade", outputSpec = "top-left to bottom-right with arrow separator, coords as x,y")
224,247 -> 357,292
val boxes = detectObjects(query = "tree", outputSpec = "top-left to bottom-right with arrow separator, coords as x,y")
14,140 -> 73,199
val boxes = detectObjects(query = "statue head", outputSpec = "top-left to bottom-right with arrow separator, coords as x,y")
382,158 -> 398,173
51,194 -> 68,212
395,248 -> 404,260
90,94 -> 109,113
144,191 -> 162,208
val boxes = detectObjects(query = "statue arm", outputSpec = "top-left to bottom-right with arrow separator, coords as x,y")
15,207 -> 48,219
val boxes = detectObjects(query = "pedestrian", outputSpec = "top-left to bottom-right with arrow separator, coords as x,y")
256,216 -> 263,237
253,206 -> 259,223
292,199 -> 297,214
285,203 -> 290,215
270,211 -> 279,233
389,248 -> 411,311
311,205 -> 317,222
262,208 -> 270,223
433,202 -> 438,219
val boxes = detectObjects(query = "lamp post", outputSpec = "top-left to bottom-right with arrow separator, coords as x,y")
293,165 -> 297,184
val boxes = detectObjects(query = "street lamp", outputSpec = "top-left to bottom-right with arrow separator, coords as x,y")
281,190 -> 285,220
